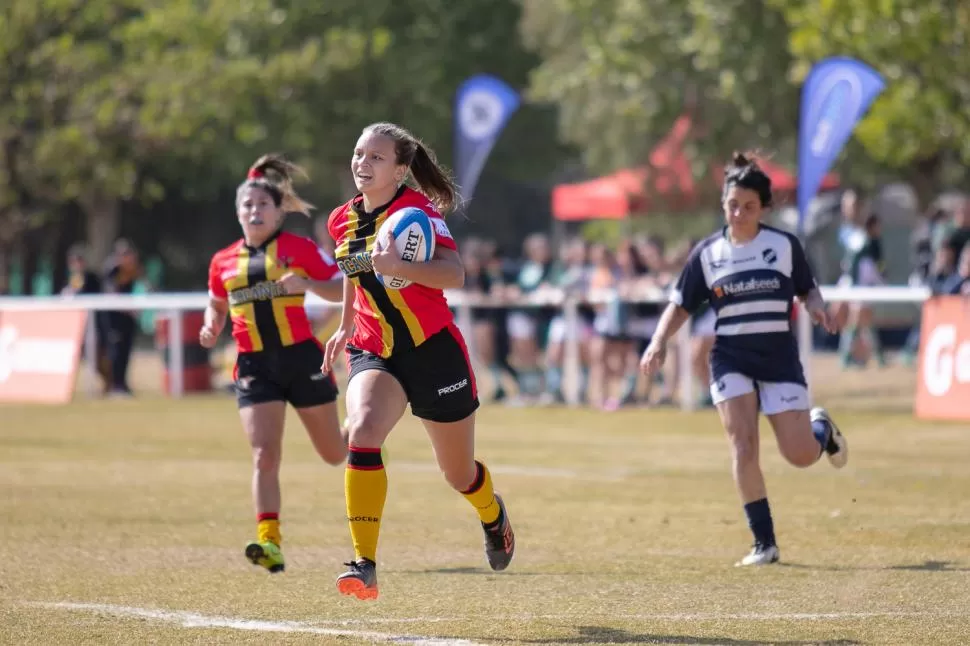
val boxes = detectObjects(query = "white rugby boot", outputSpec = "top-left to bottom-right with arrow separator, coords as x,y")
812,406 -> 848,469
735,543 -> 781,567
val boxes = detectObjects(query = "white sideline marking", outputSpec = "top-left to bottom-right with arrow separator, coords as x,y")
390,461 -> 632,482
31,602 -> 964,633
30,602 -> 485,645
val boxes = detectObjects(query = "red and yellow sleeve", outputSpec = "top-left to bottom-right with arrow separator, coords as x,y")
327,205 -> 347,245
208,253 -> 228,301
298,238 -> 340,281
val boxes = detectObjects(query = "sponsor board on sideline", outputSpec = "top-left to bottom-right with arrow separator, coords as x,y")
916,296 -> 970,421
0,310 -> 87,404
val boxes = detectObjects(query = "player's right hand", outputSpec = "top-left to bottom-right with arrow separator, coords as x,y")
199,325 -> 219,349
639,340 -> 667,378
322,327 -> 350,375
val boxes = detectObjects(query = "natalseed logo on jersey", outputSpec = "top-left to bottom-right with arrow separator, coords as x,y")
714,277 -> 781,298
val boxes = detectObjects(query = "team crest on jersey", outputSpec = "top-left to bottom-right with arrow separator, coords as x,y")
336,251 -> 373,277
762,248 -> 777,264
277,255 -> 294,269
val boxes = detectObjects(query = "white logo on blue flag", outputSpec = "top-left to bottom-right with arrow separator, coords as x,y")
797,57 -> 886,233
454,75 -> 520,205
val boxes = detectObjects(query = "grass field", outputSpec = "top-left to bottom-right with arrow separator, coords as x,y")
1,355 -> 968,645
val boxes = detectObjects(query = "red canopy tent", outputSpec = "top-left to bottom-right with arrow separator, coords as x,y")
551,116 -> 840,221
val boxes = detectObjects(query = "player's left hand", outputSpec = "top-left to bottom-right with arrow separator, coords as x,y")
639,340 -> 667,378
808,304 -> 839,334
278,272 -> 309,295
371,230 -> 403,276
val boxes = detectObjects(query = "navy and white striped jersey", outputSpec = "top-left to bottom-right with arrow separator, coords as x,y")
671,225 -> 816,384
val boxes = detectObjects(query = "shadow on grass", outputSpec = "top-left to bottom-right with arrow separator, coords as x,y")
407,560 -> 970,577
501,626 -> 860,645
781,559 -> 970,573
399,566 -> 551,575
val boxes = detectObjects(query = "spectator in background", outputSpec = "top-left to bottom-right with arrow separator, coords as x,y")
832,190 -> 865,336
588,244 -> 622,408
910,205 -> 947,286
102,238 -> 142,397
460,241 -> 506,401
900,205 -> 948,365
944,198 -> 970,260
505,233 -> 554,400
635,235 -> 677,406
541,237 -> 593,405
61,244 -> 111,394
838,210 -> 887,368
927,245 -> 963,296
62,244 -> 103,297
611,241 -> 655,409
838,188 -> 866,251
481,241 -> 520,402
956,246 -> 970,296
636,234 -> 673,284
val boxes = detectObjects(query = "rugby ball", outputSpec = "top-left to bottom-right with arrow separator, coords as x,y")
374,206 -> 436,289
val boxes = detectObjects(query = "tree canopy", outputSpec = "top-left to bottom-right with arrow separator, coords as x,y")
523,0 -> 970,199
0,0 -> 565,288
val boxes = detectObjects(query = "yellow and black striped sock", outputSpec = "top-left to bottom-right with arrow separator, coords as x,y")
461,461 -> 501,525
345,446 -> 387,562
257,512 -> 281,545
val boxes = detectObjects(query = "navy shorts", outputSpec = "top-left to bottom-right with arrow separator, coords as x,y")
235,339 -> 338,409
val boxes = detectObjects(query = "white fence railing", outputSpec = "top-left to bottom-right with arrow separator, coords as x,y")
0,286 -> 930,408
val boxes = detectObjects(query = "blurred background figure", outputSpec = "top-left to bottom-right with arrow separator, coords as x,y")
540,237 -> 593,405
62,244 -> 103,298
927,244 -> 965,296
101,238 -> 143,397
588,243 -> 622,409
480,240 -> 520,403
958,246 -> 970,296
505,233 -> 554,402
61,244 -> 110,394
942,198 -> 970,262
460,239 -> 506,402
838,213 -> 887,368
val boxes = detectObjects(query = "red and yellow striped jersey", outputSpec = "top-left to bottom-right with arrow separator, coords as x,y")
328,186 -> 458,358
208,230 -> 338,353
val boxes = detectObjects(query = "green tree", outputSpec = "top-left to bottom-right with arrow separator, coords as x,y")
1,0 -> 565,290
520,0 -> 799,183
0,0 -> 346,267
771,0 -> 970,200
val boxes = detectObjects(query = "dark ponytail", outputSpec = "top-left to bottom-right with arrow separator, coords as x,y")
723,150 -> 773,207
409,141 -> 459,213
238,153 -> 314,216
363,122 -> 461,214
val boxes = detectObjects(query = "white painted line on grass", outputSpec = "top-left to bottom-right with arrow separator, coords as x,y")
29,602 -> 486,646
31,602 -> 965,634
